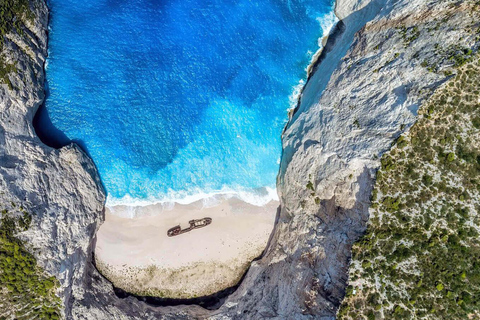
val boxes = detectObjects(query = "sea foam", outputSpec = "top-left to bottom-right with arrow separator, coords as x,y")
107,186 -> 278,208
289,9 -> 338,111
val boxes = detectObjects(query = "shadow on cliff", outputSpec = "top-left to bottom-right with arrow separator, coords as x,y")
285,0 -> 387,132
280,0 -> 387,189
33,79 -> 91,155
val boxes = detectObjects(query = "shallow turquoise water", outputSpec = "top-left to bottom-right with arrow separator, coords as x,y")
39,0 -> 335,206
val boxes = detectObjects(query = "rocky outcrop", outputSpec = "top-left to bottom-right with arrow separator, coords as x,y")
1,0 -> 478,319
0,1 -> 105,318
278,0 -> 479,318
0,0 -> 104,318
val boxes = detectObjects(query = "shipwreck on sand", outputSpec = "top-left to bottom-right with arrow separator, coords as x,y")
167,217 -> 213,237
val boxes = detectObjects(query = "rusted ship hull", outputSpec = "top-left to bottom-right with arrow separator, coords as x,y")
167,217 -> 212,237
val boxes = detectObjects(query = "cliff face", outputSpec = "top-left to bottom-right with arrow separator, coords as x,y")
277,0 -> 479,318
1,0 -> 478,319
0,1 -> 105,317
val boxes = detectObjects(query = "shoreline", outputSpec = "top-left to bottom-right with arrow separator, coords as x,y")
286,6 -> 339,126
104,187 -> 279,216
94,197 -> 278,299
306,10 -> 339,78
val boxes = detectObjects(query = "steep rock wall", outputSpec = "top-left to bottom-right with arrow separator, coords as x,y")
0,0 -> 105,318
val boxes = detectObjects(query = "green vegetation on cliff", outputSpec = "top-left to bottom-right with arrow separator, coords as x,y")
338,55 -> 480,319
0,208 -> 61,320
0,0 -> 33,41
0,0 -> 33,89
0,59 -> 16,90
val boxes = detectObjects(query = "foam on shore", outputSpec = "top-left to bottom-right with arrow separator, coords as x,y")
105,186 -> 279,218
307,10 -> 339,77
289,8 -> 338,111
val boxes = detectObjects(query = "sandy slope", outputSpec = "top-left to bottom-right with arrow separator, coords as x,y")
94,198 -> 278,298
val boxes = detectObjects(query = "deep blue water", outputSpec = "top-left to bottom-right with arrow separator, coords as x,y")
40,0 -> 335,206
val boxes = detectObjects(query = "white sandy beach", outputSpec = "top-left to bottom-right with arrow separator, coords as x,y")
94,197 -> 278,298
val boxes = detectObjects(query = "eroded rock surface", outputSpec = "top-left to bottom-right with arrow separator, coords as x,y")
2,0 -> 479,319
0,1 -> 105,318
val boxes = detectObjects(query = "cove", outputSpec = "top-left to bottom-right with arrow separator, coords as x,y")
38,0 -> 336,206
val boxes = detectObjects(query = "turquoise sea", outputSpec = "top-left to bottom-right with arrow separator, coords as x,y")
37,0 -> 336,206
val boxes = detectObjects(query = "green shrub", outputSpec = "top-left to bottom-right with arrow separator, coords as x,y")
422,174 -> 433,186
345,285 -> 354,297
0,0 -> 34,88
382,197 -> 401,212
472,116 -> 480,129
381,156 -> 395,171
306,181 -> 314,191
367,310 -> 375,320
0,59 -> 16,90
396,136 -> 408,148
447,152 -> 455,162
0,211 -> 61,319
0,0 -> 33,42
